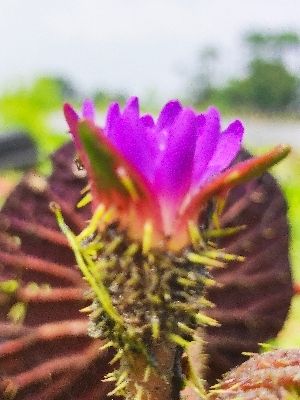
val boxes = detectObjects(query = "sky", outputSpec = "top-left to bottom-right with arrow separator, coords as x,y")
1,0 -> 299,103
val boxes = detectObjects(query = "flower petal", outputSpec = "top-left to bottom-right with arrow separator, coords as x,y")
105,102 -> 121,136
75,120 -> 162,235
195,120 -> 244,187
154,108 -> 204,232
106,109 -> 158,182
191,106 -> 220,189
140,114 -> 154,128
208,120 -> 244,171
154,109 -> 200,199
156,100 -> 182,131
122,96 -> 140,121
82,99 -> 95,121
181,144 -> 291,225
64,103 -> 79,133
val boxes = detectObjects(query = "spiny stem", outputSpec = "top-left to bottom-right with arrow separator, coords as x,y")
121,341 -> 179,400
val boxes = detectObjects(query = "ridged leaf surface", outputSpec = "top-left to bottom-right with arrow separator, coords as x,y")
0,143 -> 292,398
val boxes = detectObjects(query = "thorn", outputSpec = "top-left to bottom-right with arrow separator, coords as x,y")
143,366 -> 151,382
49,201 -> 61,214
102,375 -> 117,382
80,184 -> 91,194
103,371 -> 116,379
151,315 -> 160,339
142,220 -> 153,254
204,225 -> 247,239
188,220 -> 205,248
109,349 -> 124,365
76,204 -> 106,242
241,351 -> 257,357
212,196 -> 226,229
177,277 -> 197,287
116,370 -> 128,386
105,236 -> 123,253
168,333 -> 190,348
177,322 -> 195,336
134,384 -> 144,400
79,305 -> 94,313
77,192 -> 92,208
195,313 -> 220,327
107,379 -> 127,396
148,294 -> 161,304
199,297 -> 215,308
116,166 -> 140,201
100,340 -> 115,350
103,207 -> 115,223
258,342 -> 276,351
124,243 -> 139,257
186,252 -> 225,269
203,250 -> 245,262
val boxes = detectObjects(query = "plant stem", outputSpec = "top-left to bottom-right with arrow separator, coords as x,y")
123,341 -> 181,400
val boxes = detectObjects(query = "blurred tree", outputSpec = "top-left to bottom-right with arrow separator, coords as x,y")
93,90 -> 128,107
191,30 -> 300,112
51,76 -> 79,99
245,30 -> 300,61
222,59 -> 298,111
245,32 -> 270,59
190,46 -> 219,105
248,59 -> 298,111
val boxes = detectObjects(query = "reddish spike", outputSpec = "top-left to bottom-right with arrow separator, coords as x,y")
63,103 -> 79,136
183,145 -> 290,218
75,119 -> 163,240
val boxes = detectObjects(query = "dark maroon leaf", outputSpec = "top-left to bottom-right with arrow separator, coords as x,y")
204,150 -> 293,384
0,143 -> 113,399
0,143 -> 292,398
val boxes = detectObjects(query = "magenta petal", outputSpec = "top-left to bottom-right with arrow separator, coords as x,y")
195,120 -> 244,187
122,96 -> 140,121
191,107 -> 220,189
82,99 -> 95,121
140,114 -> 154,128
105,102 -> 121,136
106,115 -> 157,182
208,120 -> 244,170
63,103 -> 79,135
154,108 -> 201,202
156,100 -> 182,131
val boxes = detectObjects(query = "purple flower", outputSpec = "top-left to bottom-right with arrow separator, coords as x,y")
104,98 -> 243,232
64,97 -> 288,249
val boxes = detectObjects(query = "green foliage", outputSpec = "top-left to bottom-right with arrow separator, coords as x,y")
0,77 -> 69,164
0,76 -> 129,172
93,90 -> 127,108
245,30 -> 300,60
271,151 -> 300,348
277,158 -> 300,280
248,60 -> 298,111
220,60 -> 299,112
192,29 -> 300,113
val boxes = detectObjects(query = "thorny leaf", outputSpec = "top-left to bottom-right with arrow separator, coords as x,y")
0,143 -> 292,399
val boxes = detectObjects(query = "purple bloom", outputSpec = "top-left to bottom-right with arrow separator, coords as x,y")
96,98 -> 240,231
104,98 -> 244,192
64,97 -> 290,249
64,97 -> 244,241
